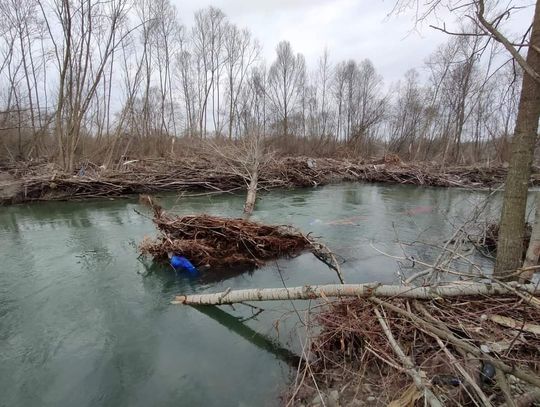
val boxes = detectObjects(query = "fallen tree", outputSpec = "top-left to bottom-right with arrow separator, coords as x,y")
178,278 -> 540,405
171,281 -> 540,305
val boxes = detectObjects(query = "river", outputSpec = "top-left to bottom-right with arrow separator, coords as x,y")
0,183 -> 499,406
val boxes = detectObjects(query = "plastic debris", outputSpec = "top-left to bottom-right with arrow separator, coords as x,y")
170,254 -> 197,273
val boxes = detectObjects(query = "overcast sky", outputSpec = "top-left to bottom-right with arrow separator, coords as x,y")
170,0 -> 534,85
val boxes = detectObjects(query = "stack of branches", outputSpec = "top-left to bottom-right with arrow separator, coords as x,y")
2,157 -> 247,203
289,293 -> 540,406
138,195 -> 312,270
3,156 -> 540,204
358,163 -> 518,189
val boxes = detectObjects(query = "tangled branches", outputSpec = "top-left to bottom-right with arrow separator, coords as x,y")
474,223 -> 532,259
289,294 -> 540,406
138,195 -> 311,270
3,157 -> 540,204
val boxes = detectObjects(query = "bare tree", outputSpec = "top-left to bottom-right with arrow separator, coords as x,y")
388,69 -> 429,159
152,0 -> 183,138
38,0 -> 131,171
496,2 -> 540,277
223,24 -> 259,139
192,6 -> 226,137
316,48 -> 333,138
208,134 -> 273,215
351,59 -> 386,150
267,41 -> 305,138
332,59 -> 385,151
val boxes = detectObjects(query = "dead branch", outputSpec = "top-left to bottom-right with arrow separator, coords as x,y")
374,307 -> 443,407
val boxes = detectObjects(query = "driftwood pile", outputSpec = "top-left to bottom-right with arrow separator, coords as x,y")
3,157 -> 539,204
138,195 -> 311,270
269,157 -> 520,189
0,158 -> 246,203
289,293 -> 540,406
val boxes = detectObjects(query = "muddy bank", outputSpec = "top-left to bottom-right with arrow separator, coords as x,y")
1,157 -> 538,204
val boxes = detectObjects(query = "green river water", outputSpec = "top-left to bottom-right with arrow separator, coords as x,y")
0,183 -> 499,406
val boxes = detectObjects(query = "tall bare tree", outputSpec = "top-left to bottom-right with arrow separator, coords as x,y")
267,41 -> 305,138
495,2 -> 540,277
223,24 -> 259,139
192,6 -> 226,137
38,0 -> 131,171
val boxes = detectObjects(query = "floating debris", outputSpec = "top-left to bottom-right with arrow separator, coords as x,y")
138,195 -> 311,270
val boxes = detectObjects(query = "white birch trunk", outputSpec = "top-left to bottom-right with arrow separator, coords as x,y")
172,282 -> 539,305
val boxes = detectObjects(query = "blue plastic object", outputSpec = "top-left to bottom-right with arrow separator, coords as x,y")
170,255 -> 197,273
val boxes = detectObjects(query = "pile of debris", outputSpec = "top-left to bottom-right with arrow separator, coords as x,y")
4,156 -> 540,204
138,195 -> 311,270
288,293 -> 540,406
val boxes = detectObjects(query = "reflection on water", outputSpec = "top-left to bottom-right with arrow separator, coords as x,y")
0,183 -> 504,406
192,305 -> 301,366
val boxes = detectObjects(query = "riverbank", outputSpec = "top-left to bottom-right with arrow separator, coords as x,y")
2,156 -> 537,204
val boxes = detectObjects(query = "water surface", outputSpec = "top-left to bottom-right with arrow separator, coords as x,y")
0,183 -> 498,406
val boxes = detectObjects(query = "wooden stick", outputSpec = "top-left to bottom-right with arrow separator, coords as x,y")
374,307 -> 443,407
172,282 -> 540,305
489,314 -> 540,335
509,389 -> 540,407
309,240 -> 345,284
496,369 -> 517,407
521,191 -> 540,282
434,336 -> 493,407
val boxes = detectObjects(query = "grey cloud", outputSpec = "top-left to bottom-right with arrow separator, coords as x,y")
172,0 -> 532,84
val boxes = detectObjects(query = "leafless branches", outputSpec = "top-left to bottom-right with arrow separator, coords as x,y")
0,1 -> 532,168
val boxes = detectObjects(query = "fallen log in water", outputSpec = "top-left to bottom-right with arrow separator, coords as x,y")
192,305 -> 300,366
171,282 -> 540,305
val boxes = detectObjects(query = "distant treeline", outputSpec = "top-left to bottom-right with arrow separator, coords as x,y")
0,1 -> 522,169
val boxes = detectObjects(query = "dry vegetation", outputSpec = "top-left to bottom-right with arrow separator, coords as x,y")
288,294 -> 540,406
0,0 -> 527,173
3,153 -> 539,204
138,195 -> 311,270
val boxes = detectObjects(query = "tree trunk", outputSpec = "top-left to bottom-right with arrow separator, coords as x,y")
521,191 -> 540,282
494,2 -> 540,278
171,282 -> 539,305
243,165 -> 258,215
228,74 -> 234,140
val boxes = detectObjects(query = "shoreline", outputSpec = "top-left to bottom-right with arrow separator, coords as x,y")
1,157 -> 538,205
